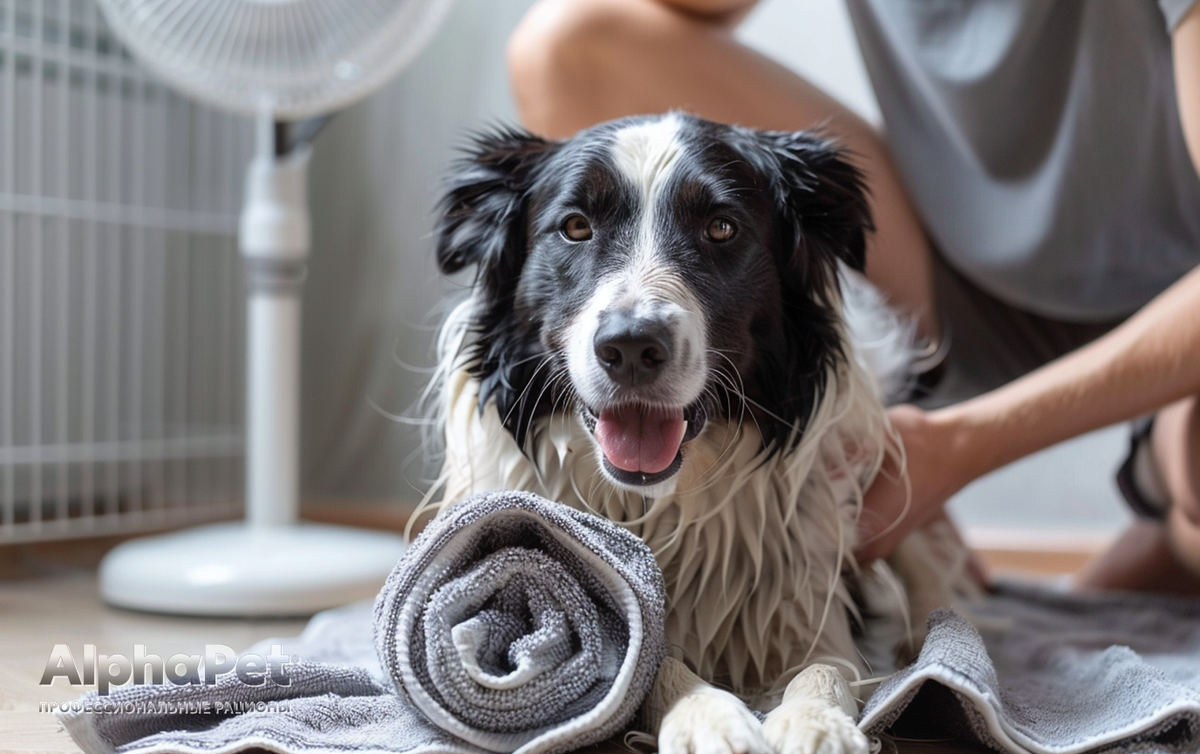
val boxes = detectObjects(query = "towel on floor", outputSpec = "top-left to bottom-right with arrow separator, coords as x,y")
861,582 -> 1200,754
58,491 -> 668,754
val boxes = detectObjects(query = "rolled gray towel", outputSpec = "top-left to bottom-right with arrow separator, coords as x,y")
58,491 -> 667,754
376,490 -> 668,754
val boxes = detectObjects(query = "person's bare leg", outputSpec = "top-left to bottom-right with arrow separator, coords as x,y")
1074,520 -> 1200,596
1159,396 -> 1200,580
1075,396 -> 1200,596
507,0 -> 941,340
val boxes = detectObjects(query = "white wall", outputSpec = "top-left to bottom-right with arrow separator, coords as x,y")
300,0 -> 533,501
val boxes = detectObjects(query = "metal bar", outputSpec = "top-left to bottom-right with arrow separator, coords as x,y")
219,115 -> 242,514
211,114 -> 228,509
207,137 -> 222,509
2,28 -> 151,82
152,88 -> 170,513
150,82 -> 169,516
104,49 -> 122,523
3,0 -> 18,536
80,0 -> 99,528
2,502 -> 234,544
173,98 -> 194,514
129,74 -> 146,521
0,435 -> 243,465
220,230 -> 237,514
0,192 -> 237,234
54,0 -> 70,532
30,0 -> 45,532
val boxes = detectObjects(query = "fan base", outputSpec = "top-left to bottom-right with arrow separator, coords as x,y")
99,521 -> 407,617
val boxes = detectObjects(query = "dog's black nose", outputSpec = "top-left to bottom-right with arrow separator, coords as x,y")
593,310 -> 673,386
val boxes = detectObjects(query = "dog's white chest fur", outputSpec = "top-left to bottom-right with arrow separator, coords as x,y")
434,321 -> 892,700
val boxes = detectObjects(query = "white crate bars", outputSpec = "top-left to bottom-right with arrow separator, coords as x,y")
0,0 -> 252,543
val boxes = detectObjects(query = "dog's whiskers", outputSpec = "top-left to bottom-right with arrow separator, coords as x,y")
707,348 -> 774,441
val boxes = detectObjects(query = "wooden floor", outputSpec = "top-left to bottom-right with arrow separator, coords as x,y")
0,541 -> 309,754
0,527 -> 1076,754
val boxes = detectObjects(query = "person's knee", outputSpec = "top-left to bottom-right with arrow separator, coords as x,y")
1157,395 -> 1200,572
1168,502 -> 1200,578
1155,395 -> 1200,514
507,0 -> 605,88
510,0 -> 698,136
507,0 -> 632,131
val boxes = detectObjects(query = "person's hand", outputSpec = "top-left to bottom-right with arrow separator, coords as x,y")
855,404 -> 973,562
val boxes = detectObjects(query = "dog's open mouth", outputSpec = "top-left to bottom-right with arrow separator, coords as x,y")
581,403 -> 706,487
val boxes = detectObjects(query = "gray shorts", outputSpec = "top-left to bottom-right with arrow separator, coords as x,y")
917,254 -> 1126,409
916,256 -> 1166,519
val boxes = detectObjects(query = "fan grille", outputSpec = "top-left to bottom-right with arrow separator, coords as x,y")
96,0 -> 455,119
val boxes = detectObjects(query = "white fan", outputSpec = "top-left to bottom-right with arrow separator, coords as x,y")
97,0 -> 455,616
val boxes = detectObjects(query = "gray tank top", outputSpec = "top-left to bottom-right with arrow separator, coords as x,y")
845,0 -> 1200,321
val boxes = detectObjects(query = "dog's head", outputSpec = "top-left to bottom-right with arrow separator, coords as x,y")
436,113 -> 871,492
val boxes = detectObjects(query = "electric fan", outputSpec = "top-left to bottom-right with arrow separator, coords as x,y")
96,0 -> 455,615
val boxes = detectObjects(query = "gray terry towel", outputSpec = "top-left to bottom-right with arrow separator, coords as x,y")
58,491 -> 668,754
861,583 -> 1200,754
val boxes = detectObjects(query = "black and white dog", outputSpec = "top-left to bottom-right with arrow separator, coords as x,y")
424,113 -> 963,754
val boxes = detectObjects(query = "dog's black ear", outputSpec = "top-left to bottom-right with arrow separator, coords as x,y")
726,129 -> 874,451
435,126 -> 560,277
753,129 -> 872,276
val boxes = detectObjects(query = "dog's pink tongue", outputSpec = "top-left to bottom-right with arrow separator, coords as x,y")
595,406 -> 686,474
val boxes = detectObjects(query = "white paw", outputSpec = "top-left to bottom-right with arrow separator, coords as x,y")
658,688 -> 771,754
762,701 -> 869,754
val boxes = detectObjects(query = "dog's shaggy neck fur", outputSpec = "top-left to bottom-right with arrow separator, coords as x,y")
416,294 -> 897,702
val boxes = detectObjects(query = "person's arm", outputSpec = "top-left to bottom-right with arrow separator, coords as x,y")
856,2 -> 1200,562
858,267 -> 1200,558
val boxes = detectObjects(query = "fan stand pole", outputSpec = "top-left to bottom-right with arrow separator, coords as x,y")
98,115 -> 407,617
243,116 -> 306,529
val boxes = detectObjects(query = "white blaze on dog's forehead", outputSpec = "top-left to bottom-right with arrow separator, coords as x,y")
610,115 -> 684,277
611,115 -> 684,205
560,114 -> 708,421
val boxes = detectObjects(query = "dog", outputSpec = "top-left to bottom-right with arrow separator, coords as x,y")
420,112 -> 969,754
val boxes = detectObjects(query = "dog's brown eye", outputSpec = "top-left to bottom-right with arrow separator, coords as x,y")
706,217 -> 736,242
561,214 -> 593,242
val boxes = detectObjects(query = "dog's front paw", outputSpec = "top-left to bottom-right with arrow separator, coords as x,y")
762,701 -> 869,754
659,688 -> 770,754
